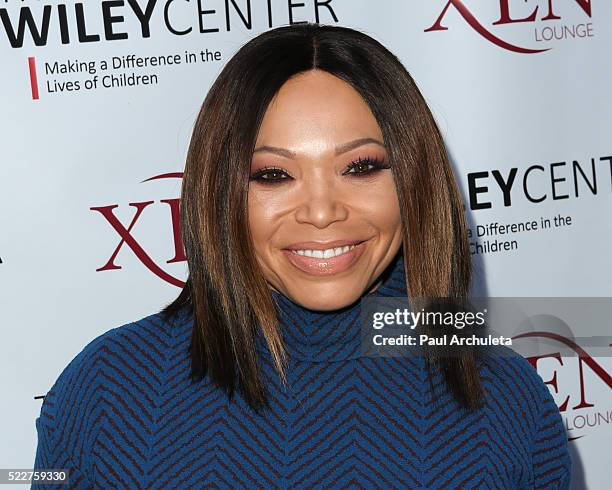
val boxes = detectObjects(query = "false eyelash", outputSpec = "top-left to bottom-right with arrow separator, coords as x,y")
344,156 -> 391,176
249,156 -> 391,185
248,166 -> 291,183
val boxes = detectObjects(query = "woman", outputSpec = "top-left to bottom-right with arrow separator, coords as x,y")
33,23 -> 572,488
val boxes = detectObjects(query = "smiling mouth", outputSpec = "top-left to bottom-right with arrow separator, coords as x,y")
281,239 -> 370,275
285,240 -> 365,259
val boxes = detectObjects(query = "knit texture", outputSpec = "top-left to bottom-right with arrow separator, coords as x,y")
33,252 -> 572,489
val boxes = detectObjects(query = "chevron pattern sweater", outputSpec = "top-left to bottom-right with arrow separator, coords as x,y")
33,253 -> 572,489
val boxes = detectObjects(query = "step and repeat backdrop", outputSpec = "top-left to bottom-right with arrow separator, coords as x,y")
1,1 -> 610,488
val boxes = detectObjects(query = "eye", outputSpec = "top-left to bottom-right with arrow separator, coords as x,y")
249,166 -> 291,185
248,156 -> 391,186
343,156 -> 391,177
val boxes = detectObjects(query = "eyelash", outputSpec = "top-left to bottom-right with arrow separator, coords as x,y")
249,156 -> 391,185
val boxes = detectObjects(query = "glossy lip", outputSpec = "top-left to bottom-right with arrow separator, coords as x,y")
284,239 -> 365,251
281,239 -> 370,276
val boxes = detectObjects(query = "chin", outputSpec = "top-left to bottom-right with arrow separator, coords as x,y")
289,289 -> 361,312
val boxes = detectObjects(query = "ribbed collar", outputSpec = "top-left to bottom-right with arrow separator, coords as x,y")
259,250 -> 408,364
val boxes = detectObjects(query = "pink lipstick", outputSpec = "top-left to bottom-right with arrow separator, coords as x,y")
282,239 -> 369,276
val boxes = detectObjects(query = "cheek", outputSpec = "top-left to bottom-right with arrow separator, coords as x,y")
247,190 -> 283,251
369,198 -> 401,234
354,178 -> 401,232
248,190 -> 282,226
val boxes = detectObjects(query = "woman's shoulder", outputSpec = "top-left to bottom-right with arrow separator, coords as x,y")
478,344 -> 549,400
36,308 -> 192,441
33,309 -> 193,484
48,309 -> 190,385
477,345 -> 559,421
478,345 -> 572,487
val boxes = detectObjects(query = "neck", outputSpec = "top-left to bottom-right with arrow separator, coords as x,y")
258,251 -> 407,364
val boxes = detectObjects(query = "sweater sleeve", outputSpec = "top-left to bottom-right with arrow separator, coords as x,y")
530,369 -> 572,489
31,331 -> 112,489
32,413 -> 92,489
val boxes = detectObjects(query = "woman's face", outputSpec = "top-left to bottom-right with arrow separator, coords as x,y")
248,70 -> 402,311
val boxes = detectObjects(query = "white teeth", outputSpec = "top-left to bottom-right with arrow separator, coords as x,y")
292,244 -> 357,258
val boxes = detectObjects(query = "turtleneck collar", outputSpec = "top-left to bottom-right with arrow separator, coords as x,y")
261,250 -> 408,364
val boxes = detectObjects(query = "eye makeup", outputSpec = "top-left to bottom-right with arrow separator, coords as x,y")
249,155 -> 391,185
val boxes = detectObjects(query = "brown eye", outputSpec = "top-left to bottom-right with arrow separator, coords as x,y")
343,156 -> 391,176
249,167 -> 291,185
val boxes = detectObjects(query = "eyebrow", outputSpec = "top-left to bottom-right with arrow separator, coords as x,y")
252,137 -> 386,159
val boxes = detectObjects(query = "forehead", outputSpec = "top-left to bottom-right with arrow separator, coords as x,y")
255,70 -> 383,146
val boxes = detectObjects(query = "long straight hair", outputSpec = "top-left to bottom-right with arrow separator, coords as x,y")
160,22 -> 483,412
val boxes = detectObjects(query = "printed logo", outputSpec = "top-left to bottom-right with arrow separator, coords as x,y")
90,172 -> 185,287
519,332 -> 612,440
425,0 -> 594,53
0,1 -> 340,48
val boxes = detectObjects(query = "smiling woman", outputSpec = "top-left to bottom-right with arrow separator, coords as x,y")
247,70 -> 403,306
32,22 -> 572,489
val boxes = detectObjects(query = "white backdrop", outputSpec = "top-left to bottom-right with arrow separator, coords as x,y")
1,1 -> 610,488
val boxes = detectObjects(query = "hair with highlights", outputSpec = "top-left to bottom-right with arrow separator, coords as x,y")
160,22 -> 483,413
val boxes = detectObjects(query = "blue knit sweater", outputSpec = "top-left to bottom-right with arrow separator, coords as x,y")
33,253 -> 572,489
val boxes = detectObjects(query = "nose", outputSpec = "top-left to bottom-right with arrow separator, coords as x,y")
294,173 -> 349,229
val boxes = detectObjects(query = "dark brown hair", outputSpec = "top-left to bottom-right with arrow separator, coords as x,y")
160,22 -> 484,412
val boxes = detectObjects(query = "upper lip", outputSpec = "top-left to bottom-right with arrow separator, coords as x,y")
284,239 -> 365,251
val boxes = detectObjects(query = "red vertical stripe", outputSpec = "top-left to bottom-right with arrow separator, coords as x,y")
28,56 -> 39,100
